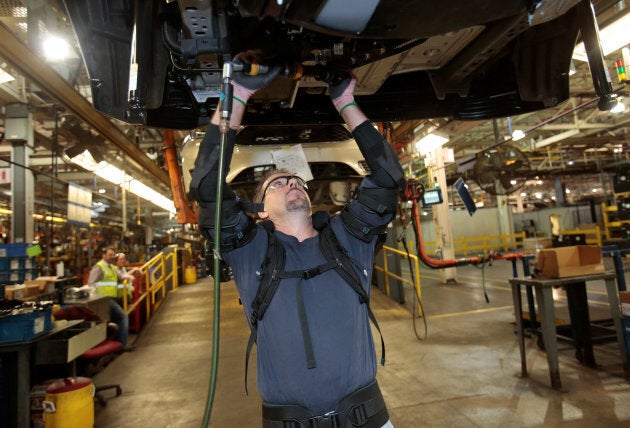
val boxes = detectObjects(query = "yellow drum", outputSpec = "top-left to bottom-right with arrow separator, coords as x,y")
43,377 -> 94,428
184,265 -> 197,284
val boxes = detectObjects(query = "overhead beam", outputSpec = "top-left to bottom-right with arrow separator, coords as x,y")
0,21 -> 170,187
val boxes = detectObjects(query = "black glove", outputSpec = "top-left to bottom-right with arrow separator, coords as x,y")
329,73 -> 357,112
232,52 -> 282,102
329,73 -> 353,100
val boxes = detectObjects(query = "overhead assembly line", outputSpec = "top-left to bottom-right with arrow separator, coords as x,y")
1,1 -> 630,427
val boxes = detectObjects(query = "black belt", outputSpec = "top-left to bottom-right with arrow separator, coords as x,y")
262,380 -> 389,428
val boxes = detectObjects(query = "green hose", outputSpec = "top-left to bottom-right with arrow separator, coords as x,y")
201,129 -> 230,427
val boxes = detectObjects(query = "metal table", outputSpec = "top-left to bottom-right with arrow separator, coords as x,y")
64,293 -> 110,321
509,272 -> 628,389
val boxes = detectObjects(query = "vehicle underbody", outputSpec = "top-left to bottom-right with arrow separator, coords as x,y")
62,0 -> 613,130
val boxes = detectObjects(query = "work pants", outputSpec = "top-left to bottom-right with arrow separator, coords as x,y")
109,298 -> 129,348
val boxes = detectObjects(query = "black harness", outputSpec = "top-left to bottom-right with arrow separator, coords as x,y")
244,214 -> 385,394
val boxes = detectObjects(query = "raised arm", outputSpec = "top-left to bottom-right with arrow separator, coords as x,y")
330,75 -> 405,241
189,53 -> 281,245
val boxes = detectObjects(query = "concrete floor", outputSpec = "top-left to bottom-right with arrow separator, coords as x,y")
92,260 -> 630,427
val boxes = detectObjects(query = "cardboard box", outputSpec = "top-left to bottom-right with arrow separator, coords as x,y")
534,245 -> 605,278
24,284 -> 41,298
24,276 -> 58,294
5,284 -> 25,300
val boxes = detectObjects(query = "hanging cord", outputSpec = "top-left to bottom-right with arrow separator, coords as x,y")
470,250 -> 496,303
201,61 -> 236,428
400,233 -> 427,340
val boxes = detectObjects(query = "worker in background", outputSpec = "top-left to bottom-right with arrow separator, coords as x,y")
88,246 -> 135,351
115,252 -> 140,301
190,53 -> 404,427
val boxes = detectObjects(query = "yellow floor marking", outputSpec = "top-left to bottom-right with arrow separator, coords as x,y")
428,305 -> 513,319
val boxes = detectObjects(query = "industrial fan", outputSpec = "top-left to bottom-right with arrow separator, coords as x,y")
473,144 -> 531,195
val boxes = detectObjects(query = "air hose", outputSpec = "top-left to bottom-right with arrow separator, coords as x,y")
405,179 -> 533,304
201,61 -> 236,428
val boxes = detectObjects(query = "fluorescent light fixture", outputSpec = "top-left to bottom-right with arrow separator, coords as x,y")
67,150 -> 175,213
511,129 -> 525,141
573,13 -> 630,61
415,133 -> 449,156
42,36 -> 71,62
0,69 -> 15,84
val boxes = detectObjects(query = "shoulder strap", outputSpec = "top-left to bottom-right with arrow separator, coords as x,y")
245,221 -> 285,394
320,224 -> 386,366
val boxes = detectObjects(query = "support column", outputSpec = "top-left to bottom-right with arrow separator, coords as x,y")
144,206 -> 154,247
429,148 -> 457,284
496,194 -> 513,246
515,190 -> 524,213
5,104 -> 34,243
554,177 -> 565,206
121,171 -> 127,240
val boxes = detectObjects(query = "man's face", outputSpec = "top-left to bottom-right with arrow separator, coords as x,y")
103,249 -> 116,264
116,255 -> 126,267
260,173 -> 311,216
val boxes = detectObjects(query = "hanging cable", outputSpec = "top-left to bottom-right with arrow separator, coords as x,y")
201,60 -> 236,428
400,232 -> 427,340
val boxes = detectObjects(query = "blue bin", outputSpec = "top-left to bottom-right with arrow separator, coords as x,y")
0,243 -> 30,258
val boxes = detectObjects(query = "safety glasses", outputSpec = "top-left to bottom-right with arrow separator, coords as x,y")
261,175 -> 308,202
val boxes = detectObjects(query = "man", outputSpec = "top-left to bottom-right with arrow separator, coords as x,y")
88,246 -> 135,351
190,56 -> 404,427
115,252 -> 140,301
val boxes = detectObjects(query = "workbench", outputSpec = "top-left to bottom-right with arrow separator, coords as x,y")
509,273 -> 629,389
0,320 -> 105,427
64,293 -> 110,321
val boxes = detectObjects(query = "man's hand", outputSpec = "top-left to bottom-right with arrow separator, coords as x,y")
329,73 -> 357,113
232,51 -> 282,103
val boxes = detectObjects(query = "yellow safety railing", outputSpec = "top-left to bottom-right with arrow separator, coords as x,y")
558,227 -> 602,246
373,245 -> 422,316
120,250 -> 178,324
424,231 -> 526,256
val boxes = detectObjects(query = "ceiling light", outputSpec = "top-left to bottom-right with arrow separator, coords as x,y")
573,13 -> 630,62
42,36 -> 70,62
511,129 -> 525,141
67,152 -> 175,213
611,98 -> 626,114
0,69 -> 15,84
415,133 -> 449,156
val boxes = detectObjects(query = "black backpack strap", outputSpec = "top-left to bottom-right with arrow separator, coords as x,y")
245,221 -> 284,395
320,224 -> 386,366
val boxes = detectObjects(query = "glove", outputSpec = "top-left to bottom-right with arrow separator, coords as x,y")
232,52 -> 282,103
329,74 -> 357,112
